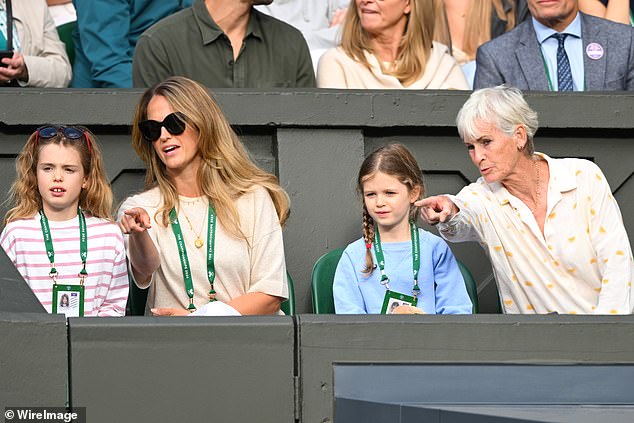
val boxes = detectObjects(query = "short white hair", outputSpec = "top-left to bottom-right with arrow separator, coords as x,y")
456,86 -> 539,155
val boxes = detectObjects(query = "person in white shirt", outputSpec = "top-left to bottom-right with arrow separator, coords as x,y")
46,0 -> 75,27
255,0 -> 349,69
417,85 -> 633,315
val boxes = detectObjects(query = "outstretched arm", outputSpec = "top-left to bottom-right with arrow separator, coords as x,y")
118,207 -> 160,288
415,195 -> 459,226
417,192 -> 484,244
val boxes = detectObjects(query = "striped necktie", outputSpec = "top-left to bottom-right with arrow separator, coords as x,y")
552,33 -> 573,91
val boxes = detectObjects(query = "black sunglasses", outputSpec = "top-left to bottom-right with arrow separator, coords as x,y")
35,125 -> 91,155
138,112 -> 187,142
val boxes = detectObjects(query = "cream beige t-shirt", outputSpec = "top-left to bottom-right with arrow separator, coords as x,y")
316,41 -> 469,89
119,186 -> 288,313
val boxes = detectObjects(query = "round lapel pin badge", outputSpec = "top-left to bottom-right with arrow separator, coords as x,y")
586,43 -> 604,60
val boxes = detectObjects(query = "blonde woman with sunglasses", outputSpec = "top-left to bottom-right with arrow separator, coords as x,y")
118,76 -> 290,316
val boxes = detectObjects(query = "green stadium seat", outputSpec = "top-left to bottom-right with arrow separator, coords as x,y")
456,260 -> 479,313
280,271 -> 295,315
56,21 -> 76,66
310,248 -> 344,314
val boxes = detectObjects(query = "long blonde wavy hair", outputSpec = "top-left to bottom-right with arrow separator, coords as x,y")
131,76 -> 290,238
340,0 -> 435,86
433,0 -> 516,60
4,127 -> 113,224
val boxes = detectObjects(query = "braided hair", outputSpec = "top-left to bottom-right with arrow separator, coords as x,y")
361,204 -> 376,274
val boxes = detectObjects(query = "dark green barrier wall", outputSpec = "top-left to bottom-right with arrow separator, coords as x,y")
68,316 -> 295,423
0,313 -> 66,409
2,313 -> 634,422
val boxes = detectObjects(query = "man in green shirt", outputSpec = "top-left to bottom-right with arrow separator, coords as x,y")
133,0 -> 316,88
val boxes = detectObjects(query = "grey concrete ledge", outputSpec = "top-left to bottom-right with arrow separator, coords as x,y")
298,314 -> 634,363
1,88 -> 634,128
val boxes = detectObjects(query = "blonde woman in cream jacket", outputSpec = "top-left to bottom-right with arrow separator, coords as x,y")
317,0 -> 468,89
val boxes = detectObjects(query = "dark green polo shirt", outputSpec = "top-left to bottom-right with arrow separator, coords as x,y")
133,0 -> 316,88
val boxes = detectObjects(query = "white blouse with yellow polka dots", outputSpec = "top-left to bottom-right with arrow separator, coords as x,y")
439,153 -> 633,314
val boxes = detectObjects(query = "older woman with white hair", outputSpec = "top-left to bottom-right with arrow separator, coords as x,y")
417,85 -> 633,315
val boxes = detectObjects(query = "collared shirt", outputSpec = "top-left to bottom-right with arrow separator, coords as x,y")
533,13 -> 584,91
255,0 -> 349,50
438,153 -> 633,315
133,0 -> 315,88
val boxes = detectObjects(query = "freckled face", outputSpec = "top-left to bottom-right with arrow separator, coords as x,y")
464,120 -> 526,184
37,143 -> 87,220
362,171 -> 420,234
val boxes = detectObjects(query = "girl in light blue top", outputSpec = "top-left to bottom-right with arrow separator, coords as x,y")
333,143 -> 472,315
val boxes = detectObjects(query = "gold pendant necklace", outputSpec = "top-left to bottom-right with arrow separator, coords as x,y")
180,204 -> 205,248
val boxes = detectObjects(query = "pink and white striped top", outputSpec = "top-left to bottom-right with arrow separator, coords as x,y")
1,213 -> 129,316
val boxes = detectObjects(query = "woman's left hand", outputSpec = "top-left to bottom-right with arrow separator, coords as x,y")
0,52 -> 28,83
391,305 -> 424,314
151,307 -> 190,316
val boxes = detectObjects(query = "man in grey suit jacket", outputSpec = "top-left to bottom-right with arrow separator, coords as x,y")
474,0 -> 634,90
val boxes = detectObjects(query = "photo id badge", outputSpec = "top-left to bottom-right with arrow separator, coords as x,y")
381,290 -> 418,314
52,284 -> 84,317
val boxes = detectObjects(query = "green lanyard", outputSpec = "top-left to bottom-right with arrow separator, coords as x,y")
40,208 -> 88,284
169,204 -> 217,311
372,220 -> 421,298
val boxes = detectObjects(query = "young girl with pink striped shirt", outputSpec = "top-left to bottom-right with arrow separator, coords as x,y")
1,126 -> 129,316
